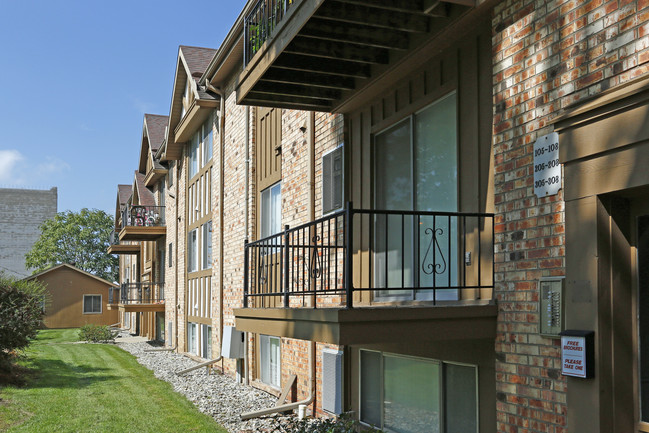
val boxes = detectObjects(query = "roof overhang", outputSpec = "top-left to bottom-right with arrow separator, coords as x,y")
234,302 -> 497,345
235,0 -> 494,113
173,98 -> 220,143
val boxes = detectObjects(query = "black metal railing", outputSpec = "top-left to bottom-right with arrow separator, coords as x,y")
243,203 -> 494,309
119,282 -> 165,305
108,287 -> 120,304
244,0 -> 295,66
121,205 -> 165,229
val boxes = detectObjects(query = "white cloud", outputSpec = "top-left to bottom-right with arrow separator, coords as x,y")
0,150 -> 25,184
0,149 -> 69,186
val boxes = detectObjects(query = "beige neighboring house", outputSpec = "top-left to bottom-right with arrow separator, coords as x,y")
24,263 -> 118,329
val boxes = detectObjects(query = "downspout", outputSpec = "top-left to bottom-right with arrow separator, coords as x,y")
207,82 -> 225,370
175,159 -> 180,352
244,105 -> 250,385
240,111 -> 317,420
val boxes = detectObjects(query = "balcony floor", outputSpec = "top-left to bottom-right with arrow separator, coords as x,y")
233,301 -> 497,345
117,303 -> 165,313
118,226 -> 166,241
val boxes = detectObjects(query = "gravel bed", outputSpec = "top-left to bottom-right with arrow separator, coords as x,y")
115,332 -> 294,432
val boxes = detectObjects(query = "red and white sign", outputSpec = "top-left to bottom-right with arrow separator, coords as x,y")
561,335 -> 586,378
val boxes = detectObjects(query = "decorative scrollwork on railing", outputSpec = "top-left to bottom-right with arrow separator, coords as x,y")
422,227 -> 447,275
258,251 -> 268,286
309,234 -> 323,279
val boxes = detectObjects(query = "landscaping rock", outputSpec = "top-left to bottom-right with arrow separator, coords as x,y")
116,333 -> 294,433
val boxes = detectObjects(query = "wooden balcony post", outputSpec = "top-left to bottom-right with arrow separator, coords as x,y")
345,202 -> 353,309
283,225 -> 290,307
243,239 -> 249,308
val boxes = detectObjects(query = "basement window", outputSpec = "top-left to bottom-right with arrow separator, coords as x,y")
360,350 -> 477,433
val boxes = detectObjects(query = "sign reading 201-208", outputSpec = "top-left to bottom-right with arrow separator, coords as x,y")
533,132 -> 561,198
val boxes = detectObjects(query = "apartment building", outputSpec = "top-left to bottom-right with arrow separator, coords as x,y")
108,114 -> 168,341
107,0 -> 649,431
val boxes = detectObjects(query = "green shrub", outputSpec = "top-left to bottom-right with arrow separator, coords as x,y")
0,273 -> 46,371
78,324 -> 116,343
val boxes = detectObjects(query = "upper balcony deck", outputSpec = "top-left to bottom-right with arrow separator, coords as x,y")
234,203 -> 496,345
236,0 -> 480,112
118,204 -> 166,242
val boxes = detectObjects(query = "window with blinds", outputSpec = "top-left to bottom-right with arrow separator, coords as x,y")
322,146 -> 343,214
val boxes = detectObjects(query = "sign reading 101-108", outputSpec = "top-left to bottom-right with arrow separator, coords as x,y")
533,132 -> 561,198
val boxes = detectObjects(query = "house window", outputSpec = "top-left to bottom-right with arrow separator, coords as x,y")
322,146 -> 343,215
202,221 -> 212,269
189,133 -> 200,179
167,161 -> 174,188
187,322 -> 198,355
260,182 -> 281,239
260,334 -> 281,388
374,92 -> 458,301
201,324 -> 212,359
188,229 -> 198,272
202,117 -> 213,166
168,242 -> 173,268
360,350 -> 477,433
83,295 -> 102,314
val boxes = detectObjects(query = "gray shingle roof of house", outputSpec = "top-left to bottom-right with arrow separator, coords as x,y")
144,114 -> 169,153
118,184 -> 132,206
134,172 -> 156,206
180,45 -> 217,82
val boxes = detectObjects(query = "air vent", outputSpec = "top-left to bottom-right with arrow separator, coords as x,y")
322,348 -> 343,414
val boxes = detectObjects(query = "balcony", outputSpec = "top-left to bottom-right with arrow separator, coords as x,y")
118,205 -> 166,242
236,0 -> 479,112
110,282 -> 165,313
234,203 -> 497,345
107,230 -> 141,255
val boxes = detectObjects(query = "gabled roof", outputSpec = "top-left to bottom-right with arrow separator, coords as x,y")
118,184 -> 132,206
23,263 -> 117,287
139,114 -> 169,175
161,45 -> 219,161
181,45 -> 217,82
132,171 -> 155,207
144,114 -> 168,153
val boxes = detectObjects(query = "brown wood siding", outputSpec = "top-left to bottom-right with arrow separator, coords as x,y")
37,267 -> 118,329
345,24 -> 493,305
256,107 -> 282,192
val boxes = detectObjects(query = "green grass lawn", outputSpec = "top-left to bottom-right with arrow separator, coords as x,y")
0,329 -> 227,433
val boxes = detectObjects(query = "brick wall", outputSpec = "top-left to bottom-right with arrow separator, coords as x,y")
492,0 -> 649,431
0,187 -> 57,278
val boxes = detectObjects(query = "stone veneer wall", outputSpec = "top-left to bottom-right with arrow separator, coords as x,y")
492,0 -> 649,431
0,187 -> 57,278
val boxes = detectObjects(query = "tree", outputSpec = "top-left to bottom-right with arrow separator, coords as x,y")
25,208 -> 118,282
0,273 -> 46,372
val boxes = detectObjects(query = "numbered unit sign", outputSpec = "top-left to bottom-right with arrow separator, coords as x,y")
533,132 -> 561,198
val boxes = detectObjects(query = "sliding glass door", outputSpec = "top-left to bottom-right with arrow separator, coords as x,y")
374,92 -> 458,301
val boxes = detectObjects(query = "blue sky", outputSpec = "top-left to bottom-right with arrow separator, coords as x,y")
0,0 -> 244,215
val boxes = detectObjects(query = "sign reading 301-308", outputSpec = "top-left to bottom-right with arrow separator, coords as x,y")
533,132 -> 561,198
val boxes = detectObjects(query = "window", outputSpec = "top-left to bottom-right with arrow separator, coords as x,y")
202,118 -> 213,166
167,161 -> 174,188
260,334 -> 281,388
188,229 -> 198,272
374,92 -> 458,301
189,133 -> 199,179
160,182 -> 166,209
168,242 -> 173,268
322,146 -> 343,214
187,322 -> 198,355
360,351 -> 477,433
202,221 -> 212,269
260,182 -> 281,239
201,324 -> 212,359
83,295 -> 102,314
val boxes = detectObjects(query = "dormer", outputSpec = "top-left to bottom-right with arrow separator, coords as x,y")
160,45 -> 219,162
138,114 -> 169,187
